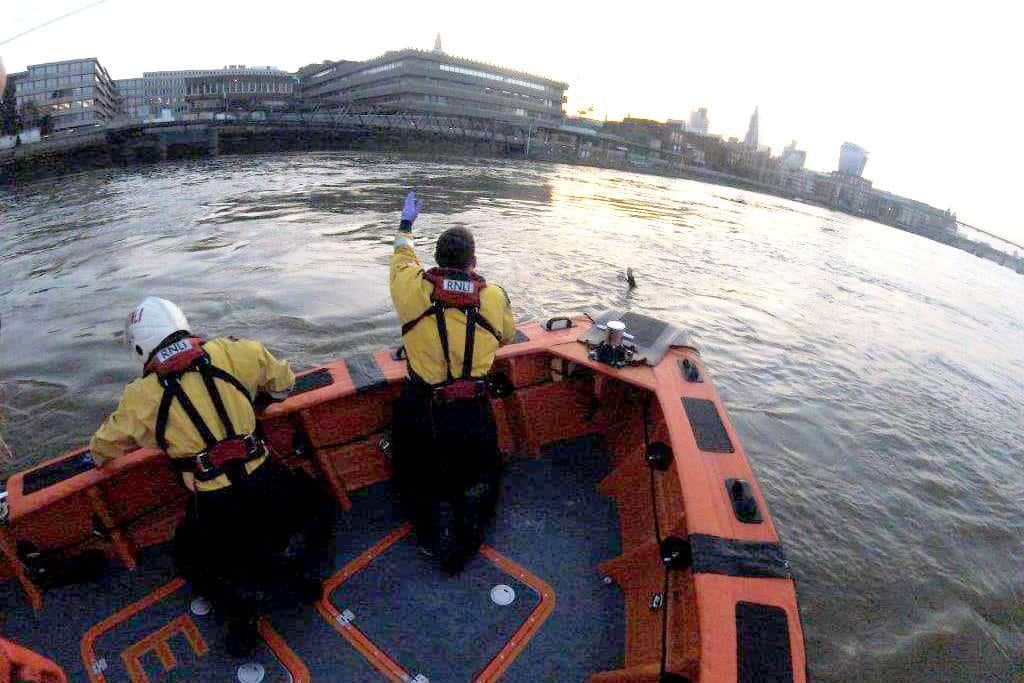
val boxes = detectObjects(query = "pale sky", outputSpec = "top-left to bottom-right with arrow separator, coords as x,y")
3,0 -> 1022,244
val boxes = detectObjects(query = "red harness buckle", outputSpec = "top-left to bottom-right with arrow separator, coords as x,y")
194,435 -> 264,480
433,379 -> 487,403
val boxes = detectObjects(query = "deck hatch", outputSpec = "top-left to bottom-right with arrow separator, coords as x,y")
345,354 -> 387,393
318,524 -> 554,682
681,398 -> 734,453
736,602 -> 793,683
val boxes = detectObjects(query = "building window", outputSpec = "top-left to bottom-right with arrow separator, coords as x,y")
439,63 -> 546,91
357,61 -> 403,77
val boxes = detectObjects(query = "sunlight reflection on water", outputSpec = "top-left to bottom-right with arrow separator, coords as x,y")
1,152 -> 1022,682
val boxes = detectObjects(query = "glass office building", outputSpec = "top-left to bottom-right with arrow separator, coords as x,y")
301,49 -> 567,122
15,58 -> 122,132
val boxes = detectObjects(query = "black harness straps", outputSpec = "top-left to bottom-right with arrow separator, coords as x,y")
402,301 -> 502,384
153,355 -> 253,454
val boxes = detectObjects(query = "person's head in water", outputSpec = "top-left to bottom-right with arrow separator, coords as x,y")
435,227 -> 476,271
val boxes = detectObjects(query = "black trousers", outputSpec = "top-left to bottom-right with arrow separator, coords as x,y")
391,383 -> 502,572
173,459 -> 334,619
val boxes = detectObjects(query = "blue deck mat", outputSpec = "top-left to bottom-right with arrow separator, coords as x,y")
84,580 -> 293,683
327,535 -> 540,681
492,436 -> 626,681
0,435 -> 624,681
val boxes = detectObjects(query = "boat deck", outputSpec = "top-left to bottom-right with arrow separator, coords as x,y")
0,436 -> 625,682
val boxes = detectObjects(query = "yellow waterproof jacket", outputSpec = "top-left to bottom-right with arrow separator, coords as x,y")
90,337 -> 294,492
390,232 -> 515,385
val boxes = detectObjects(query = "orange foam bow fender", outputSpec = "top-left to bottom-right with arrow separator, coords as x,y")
0,637 -> 67,683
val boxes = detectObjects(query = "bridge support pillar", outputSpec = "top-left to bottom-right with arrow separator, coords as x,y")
155,140 -> 168,161
207,129 -> 220,156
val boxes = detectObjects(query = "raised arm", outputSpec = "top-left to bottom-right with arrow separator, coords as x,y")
390,191 -> 427,321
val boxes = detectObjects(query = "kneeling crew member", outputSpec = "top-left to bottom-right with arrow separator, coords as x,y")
389,192 -> 515,573
90,297 -> 333,656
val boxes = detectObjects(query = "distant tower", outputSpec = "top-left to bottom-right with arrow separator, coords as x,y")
433,34 -> 444,53
688,107 -> 709,135
743,107 -> 759,147
838,142 -> 868,176
781,141 -> 807,171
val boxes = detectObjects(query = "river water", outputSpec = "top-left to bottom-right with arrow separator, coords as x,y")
1,153 -> 1022,681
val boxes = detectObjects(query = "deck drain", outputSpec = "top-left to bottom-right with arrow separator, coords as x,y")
237,662 -> 265,683
189,596 -> 212,616
490,584 -> 516,606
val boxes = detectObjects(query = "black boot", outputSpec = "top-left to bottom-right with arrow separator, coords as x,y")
225,614 -> 261,657
289,573 -> 323,605
436,501 -> 465,575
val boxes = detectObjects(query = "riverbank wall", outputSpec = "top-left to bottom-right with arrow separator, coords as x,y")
2,119 -> 1021,275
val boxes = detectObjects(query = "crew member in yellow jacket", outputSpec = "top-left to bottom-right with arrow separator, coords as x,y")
390,191 -> 515,573
91,297 -> 333,656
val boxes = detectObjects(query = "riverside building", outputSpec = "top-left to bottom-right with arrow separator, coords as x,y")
114,78 -> 147,121
141,66 -> 290,119
184,71 -> 298,116
300,40 -> 567,123
15,58 -> 121,132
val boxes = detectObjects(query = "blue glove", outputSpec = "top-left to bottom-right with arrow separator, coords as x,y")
401,191 -> 420,224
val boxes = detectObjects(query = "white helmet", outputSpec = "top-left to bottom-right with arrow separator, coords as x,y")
125,297 -> 190,361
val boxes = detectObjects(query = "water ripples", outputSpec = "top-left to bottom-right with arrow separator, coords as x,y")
1,152 -> 1022,681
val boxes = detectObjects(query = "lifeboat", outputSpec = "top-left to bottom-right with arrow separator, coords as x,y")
0,310 -> 806,682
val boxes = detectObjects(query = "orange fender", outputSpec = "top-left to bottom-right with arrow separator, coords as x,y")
0,637 -> 67,683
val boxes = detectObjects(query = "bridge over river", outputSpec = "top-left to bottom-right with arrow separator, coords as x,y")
0,110 -> 679,181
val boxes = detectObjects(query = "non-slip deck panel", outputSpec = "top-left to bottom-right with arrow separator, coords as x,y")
496,437 -> 626,681
0,437 -> 624,683
83,579 -> 296,683
345,354 -> 387,393
328,537 -> 539,681
290,368 -> 334,395
22,451 -> 96,495
682,397 -> 734,453
620,312 -> 673,346
736,602 -> 793,683
0,544 -> 186,680
690,534 -> 791,579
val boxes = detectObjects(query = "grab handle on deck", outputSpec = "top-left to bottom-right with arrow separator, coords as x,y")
545,317 -> 573,331
726,479 -> 762,524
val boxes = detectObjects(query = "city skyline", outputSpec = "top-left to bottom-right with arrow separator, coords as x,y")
3,0 -> 1021,243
